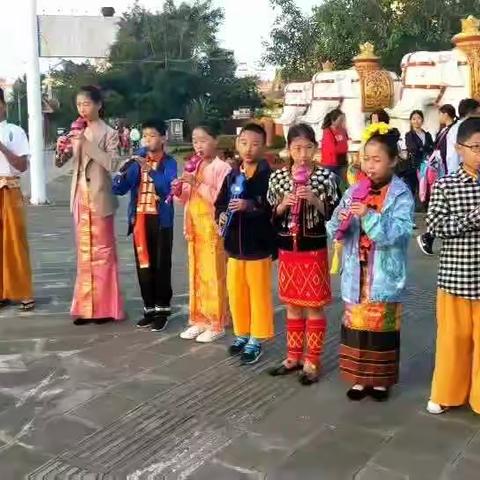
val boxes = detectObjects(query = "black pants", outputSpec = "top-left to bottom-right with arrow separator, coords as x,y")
134,216 -> 173,309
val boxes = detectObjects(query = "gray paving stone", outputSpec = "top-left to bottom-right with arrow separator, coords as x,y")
268,424 -> 388,480
0,445 -> 50,480
213,432 -> 291,473
188,461 -> 259,480
23,414 -> 96,455
71,393 -> 138,428
355,464 -> 408,480
444,455 -> 480,480
106,373 -> 177,402
372,412 -> 477,480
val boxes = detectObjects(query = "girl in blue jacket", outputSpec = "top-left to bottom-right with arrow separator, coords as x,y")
327,124 -> 414,402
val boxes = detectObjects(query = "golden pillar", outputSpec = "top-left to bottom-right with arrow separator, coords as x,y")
452,15 -> 480,100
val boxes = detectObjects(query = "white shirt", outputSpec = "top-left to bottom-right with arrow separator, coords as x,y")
130,128 -> 141,142
0,120 -> 30,176
446,119 -> 462,174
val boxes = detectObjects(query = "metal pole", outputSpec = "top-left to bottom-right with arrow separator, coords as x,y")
26,0 -> 47,204
17,91 -> 22,125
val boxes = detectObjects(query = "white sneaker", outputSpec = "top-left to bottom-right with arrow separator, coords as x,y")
180,325 -> 206,340
196,329 -> 225,343
427,400 -> 446,415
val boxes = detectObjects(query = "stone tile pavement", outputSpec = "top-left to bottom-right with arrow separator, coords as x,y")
0,175 -> 478,479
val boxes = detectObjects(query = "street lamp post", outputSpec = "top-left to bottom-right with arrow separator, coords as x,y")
26,0 -> 47,204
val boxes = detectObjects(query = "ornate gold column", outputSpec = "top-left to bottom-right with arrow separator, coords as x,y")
353,42 -> 394,112
453,15 -> 480,100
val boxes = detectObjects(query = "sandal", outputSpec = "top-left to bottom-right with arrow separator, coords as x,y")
19,300 -> 35,312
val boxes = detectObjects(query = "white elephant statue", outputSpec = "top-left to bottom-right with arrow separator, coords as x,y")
275,82 -> 312,139
300,68 -> 401,152
388,49 -> 470,137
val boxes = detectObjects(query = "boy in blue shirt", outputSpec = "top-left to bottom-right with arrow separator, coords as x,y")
113,119 -> 177,331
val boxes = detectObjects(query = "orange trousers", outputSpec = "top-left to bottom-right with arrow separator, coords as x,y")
227,257 -> 274,340
0,188 -> 33,301
431,289 -> 480,413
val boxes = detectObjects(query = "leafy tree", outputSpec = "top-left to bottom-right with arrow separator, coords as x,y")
265,0 -> 480,80
42,0 -> 262,137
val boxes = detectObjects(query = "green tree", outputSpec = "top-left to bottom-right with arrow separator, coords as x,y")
45,0 -> 262,135
265,0 -> 480,80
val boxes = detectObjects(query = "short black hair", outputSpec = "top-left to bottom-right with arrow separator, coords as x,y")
0,88 -> 4,105
458,98 -> 480,119
287,123 -> 317,146
370,109 -> 390,124
457,116 -> 480,144
365,127 -> 401,160
239,122 -> 267,144
142,119 -> 167,136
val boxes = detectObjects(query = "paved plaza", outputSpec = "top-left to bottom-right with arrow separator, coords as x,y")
0,172 -> 479,479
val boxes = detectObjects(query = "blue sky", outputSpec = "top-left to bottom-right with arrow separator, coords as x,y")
0,0 -> 319,81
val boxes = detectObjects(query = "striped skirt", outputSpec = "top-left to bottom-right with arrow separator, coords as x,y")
339,301 -> 402,388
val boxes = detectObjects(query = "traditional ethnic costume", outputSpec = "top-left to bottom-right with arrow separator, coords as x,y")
215,160 -> 275,364
327,176 -> 414,394
0,120 -> 33,308
176,157 -> 231,341
267,166 -> 337,378
113,151 -> 177,328
56,119 -> 124,322
426,166 -> 480,414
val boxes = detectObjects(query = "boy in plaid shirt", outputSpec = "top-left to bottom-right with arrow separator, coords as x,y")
426,116 -> 480,415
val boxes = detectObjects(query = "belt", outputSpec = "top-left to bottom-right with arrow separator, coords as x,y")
0,177 -> 20,189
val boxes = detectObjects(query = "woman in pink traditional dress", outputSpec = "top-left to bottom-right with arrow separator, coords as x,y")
56,86 -> 124,325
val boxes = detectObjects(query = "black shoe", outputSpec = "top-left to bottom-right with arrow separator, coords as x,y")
137,311 -> 155,328
298,371 -> 320,386
73,318 -> 93,326
346,386 -> 370,401
151,315 -> 169,332
94,318 -> 114,325
269,363 -> 303,377
417,234 -> 434,256
369,387 -> 390,402
0,300 -> 11,309
228,337 -> 249,356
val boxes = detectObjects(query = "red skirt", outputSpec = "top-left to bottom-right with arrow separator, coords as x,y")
278,249 -> 331,307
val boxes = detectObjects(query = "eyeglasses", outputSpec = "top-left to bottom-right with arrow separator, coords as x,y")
458,143 -> 480,154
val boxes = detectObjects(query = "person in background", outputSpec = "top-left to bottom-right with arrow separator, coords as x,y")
327,125 -> 414,402
268,123 -> 337,385
426,117 -> 480,416
404,110 -> 434,199
56,85 -> 124,325
445,98 -> 480,175
0,87 -> 34,312
130,125 -> 141,153
112,119 -> 177,331
321,109 -> 349,187
370,109 -> 390,125
216,123 -> 275,365
417,104 -> 457,256
175,126 -> 231,343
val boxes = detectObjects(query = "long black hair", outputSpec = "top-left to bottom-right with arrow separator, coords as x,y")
322,108 -> 344,130
439,104 -> 457,122
78,85 -> 105,118
287,123 -> 317,146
